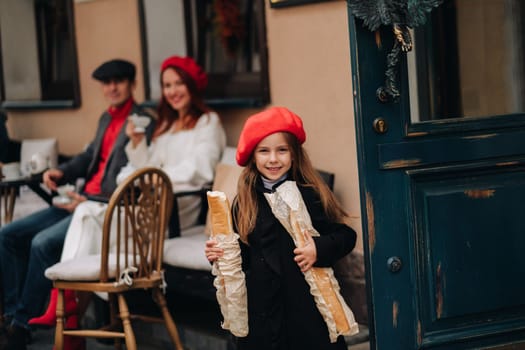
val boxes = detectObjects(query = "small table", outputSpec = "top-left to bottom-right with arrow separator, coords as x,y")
0,175 -> 53,226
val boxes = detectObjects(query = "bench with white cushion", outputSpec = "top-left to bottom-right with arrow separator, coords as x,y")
162,147 -> 242,300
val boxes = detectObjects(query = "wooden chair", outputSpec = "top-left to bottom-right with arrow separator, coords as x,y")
47,167 -> 183,350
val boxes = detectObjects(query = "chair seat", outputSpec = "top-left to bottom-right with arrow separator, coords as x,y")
163,228 -> 212,271
53,274 -> 165,294
46,253 -> 138,281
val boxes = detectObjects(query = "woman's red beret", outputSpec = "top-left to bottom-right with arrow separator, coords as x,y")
161,56 -> 208,92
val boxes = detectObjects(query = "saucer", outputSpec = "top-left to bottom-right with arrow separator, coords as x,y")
52,196 -> 72,205
1,174 -> 25,182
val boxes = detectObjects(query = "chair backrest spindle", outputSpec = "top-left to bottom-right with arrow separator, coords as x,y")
99,167 -> 173,283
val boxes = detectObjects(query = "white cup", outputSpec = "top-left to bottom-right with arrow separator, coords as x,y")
1,162 -> 22,181
56,184 -> 75,197
52,184 -> 75,205
28,152 -> 51,174
129,114 -> 151,133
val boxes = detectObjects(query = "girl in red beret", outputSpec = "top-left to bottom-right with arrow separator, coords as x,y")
205,107 -> 357,350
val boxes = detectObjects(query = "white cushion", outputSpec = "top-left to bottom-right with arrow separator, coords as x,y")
162,151 -> 242,272
220,146 -> 237,165
45,253 -> 138,281
20,138 -> 58,176
179,224 -> 206,237
163,231 -> 211,271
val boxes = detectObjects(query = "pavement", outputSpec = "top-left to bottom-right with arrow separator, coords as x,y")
28,326 -> 369,350
25,296 -> 369,350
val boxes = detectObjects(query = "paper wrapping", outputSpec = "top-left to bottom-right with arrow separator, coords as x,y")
264,181 -> 359,342
207,191 -> 249,337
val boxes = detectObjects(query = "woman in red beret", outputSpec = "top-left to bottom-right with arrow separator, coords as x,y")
205,107 -> 357,350
118,55 -> 225,230
29,56 -> 226,344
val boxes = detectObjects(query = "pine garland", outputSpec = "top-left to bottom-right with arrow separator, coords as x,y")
214,0 -> 246,58
347,0 -> 443,101
347,0 -> 443,30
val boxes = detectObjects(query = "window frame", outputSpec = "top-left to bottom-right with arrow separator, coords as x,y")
0,0 -> 80,110
138,0 -> 270,109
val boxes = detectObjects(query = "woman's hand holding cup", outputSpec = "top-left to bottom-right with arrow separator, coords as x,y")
126,115 -> 148,147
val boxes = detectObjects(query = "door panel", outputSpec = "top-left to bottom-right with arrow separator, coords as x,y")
348,0 -> 525,349
412,169 -> 525,346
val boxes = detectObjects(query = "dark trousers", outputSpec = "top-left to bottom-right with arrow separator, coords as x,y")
0,206 -> 71,328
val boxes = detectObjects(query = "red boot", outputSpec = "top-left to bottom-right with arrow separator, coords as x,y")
29,289 -> 77,328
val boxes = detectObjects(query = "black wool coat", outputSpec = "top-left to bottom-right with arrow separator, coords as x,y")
235,179 -> 357,350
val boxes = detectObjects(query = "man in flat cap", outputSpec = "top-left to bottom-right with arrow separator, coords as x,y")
0,58 -> 154,350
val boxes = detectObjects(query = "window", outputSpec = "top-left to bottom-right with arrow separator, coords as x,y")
140,0 -> 269,107
0,0 -> 80,109
408,0 -> 525,122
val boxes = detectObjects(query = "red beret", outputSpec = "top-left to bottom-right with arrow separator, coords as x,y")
236,107 -> 306,166
161,56 -> 208,92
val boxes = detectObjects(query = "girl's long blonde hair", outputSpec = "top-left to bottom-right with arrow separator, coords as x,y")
233,132 -> 348,243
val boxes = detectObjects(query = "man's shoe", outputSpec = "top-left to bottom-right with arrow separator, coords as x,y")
2,324 -> 29,350
0,317 -> 11,350
0,315 -> 11,335
0,331 -> 6,350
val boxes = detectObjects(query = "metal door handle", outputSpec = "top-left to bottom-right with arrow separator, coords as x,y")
387,256 -> 402,273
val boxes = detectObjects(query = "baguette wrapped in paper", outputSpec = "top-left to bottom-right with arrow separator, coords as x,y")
264,181 -> 359,342
207,191 -> 249,337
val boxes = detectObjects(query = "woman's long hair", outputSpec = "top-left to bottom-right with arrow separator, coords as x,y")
234,132 -> 348,243
153,66 -> 210,139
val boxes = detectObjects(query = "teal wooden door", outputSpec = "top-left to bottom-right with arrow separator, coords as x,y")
349,1 -> 525,349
